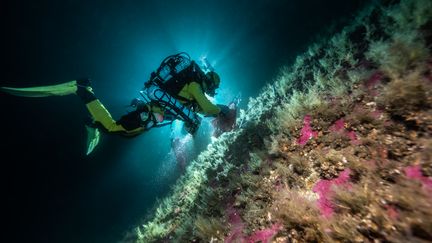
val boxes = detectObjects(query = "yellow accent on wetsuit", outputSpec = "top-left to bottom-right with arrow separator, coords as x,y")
177,82 -> 221,116
85,99 -> 145,136
85,100 -> 165,136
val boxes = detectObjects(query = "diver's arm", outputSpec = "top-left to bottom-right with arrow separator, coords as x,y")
188,82 -> 221,116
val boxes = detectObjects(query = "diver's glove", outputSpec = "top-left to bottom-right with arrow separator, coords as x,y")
217,104 -> 230,117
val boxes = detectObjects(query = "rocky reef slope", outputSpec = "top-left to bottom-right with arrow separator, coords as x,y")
127,0 -> 432,242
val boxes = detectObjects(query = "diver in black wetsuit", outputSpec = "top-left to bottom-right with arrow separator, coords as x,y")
1,53 -> 229,154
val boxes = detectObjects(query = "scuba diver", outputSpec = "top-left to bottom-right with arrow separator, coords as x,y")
1,52 -> 231,154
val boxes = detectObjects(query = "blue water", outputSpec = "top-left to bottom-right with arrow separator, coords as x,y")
1,0 -> 366,242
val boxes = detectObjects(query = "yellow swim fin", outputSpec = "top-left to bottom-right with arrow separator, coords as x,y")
85,124 -> 101,155
1,80 -> 78,97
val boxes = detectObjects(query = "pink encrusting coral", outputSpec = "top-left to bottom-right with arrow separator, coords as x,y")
329,118 -> 360,145
313,169 -> 352,217
297,115 -> 318,146
404,165 -> 432,191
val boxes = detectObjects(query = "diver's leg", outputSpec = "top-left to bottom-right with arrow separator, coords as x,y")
1,78 -> 138,134
75,80 -> 127,133
85,100 -> 128,133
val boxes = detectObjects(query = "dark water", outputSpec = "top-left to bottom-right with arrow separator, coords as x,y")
1,0 -> 365,242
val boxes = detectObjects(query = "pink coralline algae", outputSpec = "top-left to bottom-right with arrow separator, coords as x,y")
246,223 -> 282,243
365,71 -> 384,93
385,205 -> 399,220
313,169 -> 352,217
225,206 -> 245,243
366,71 -> 384,89
330,118 -> 345,131
404,165 -> 432,191
329,118 -> 360,145
225,206 -> 281,243
365,71 -> 384,97
371,109 -> 383,119
297,115 -> 318,146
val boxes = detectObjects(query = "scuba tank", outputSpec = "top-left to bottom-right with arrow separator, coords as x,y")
140,52 -> 204,135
